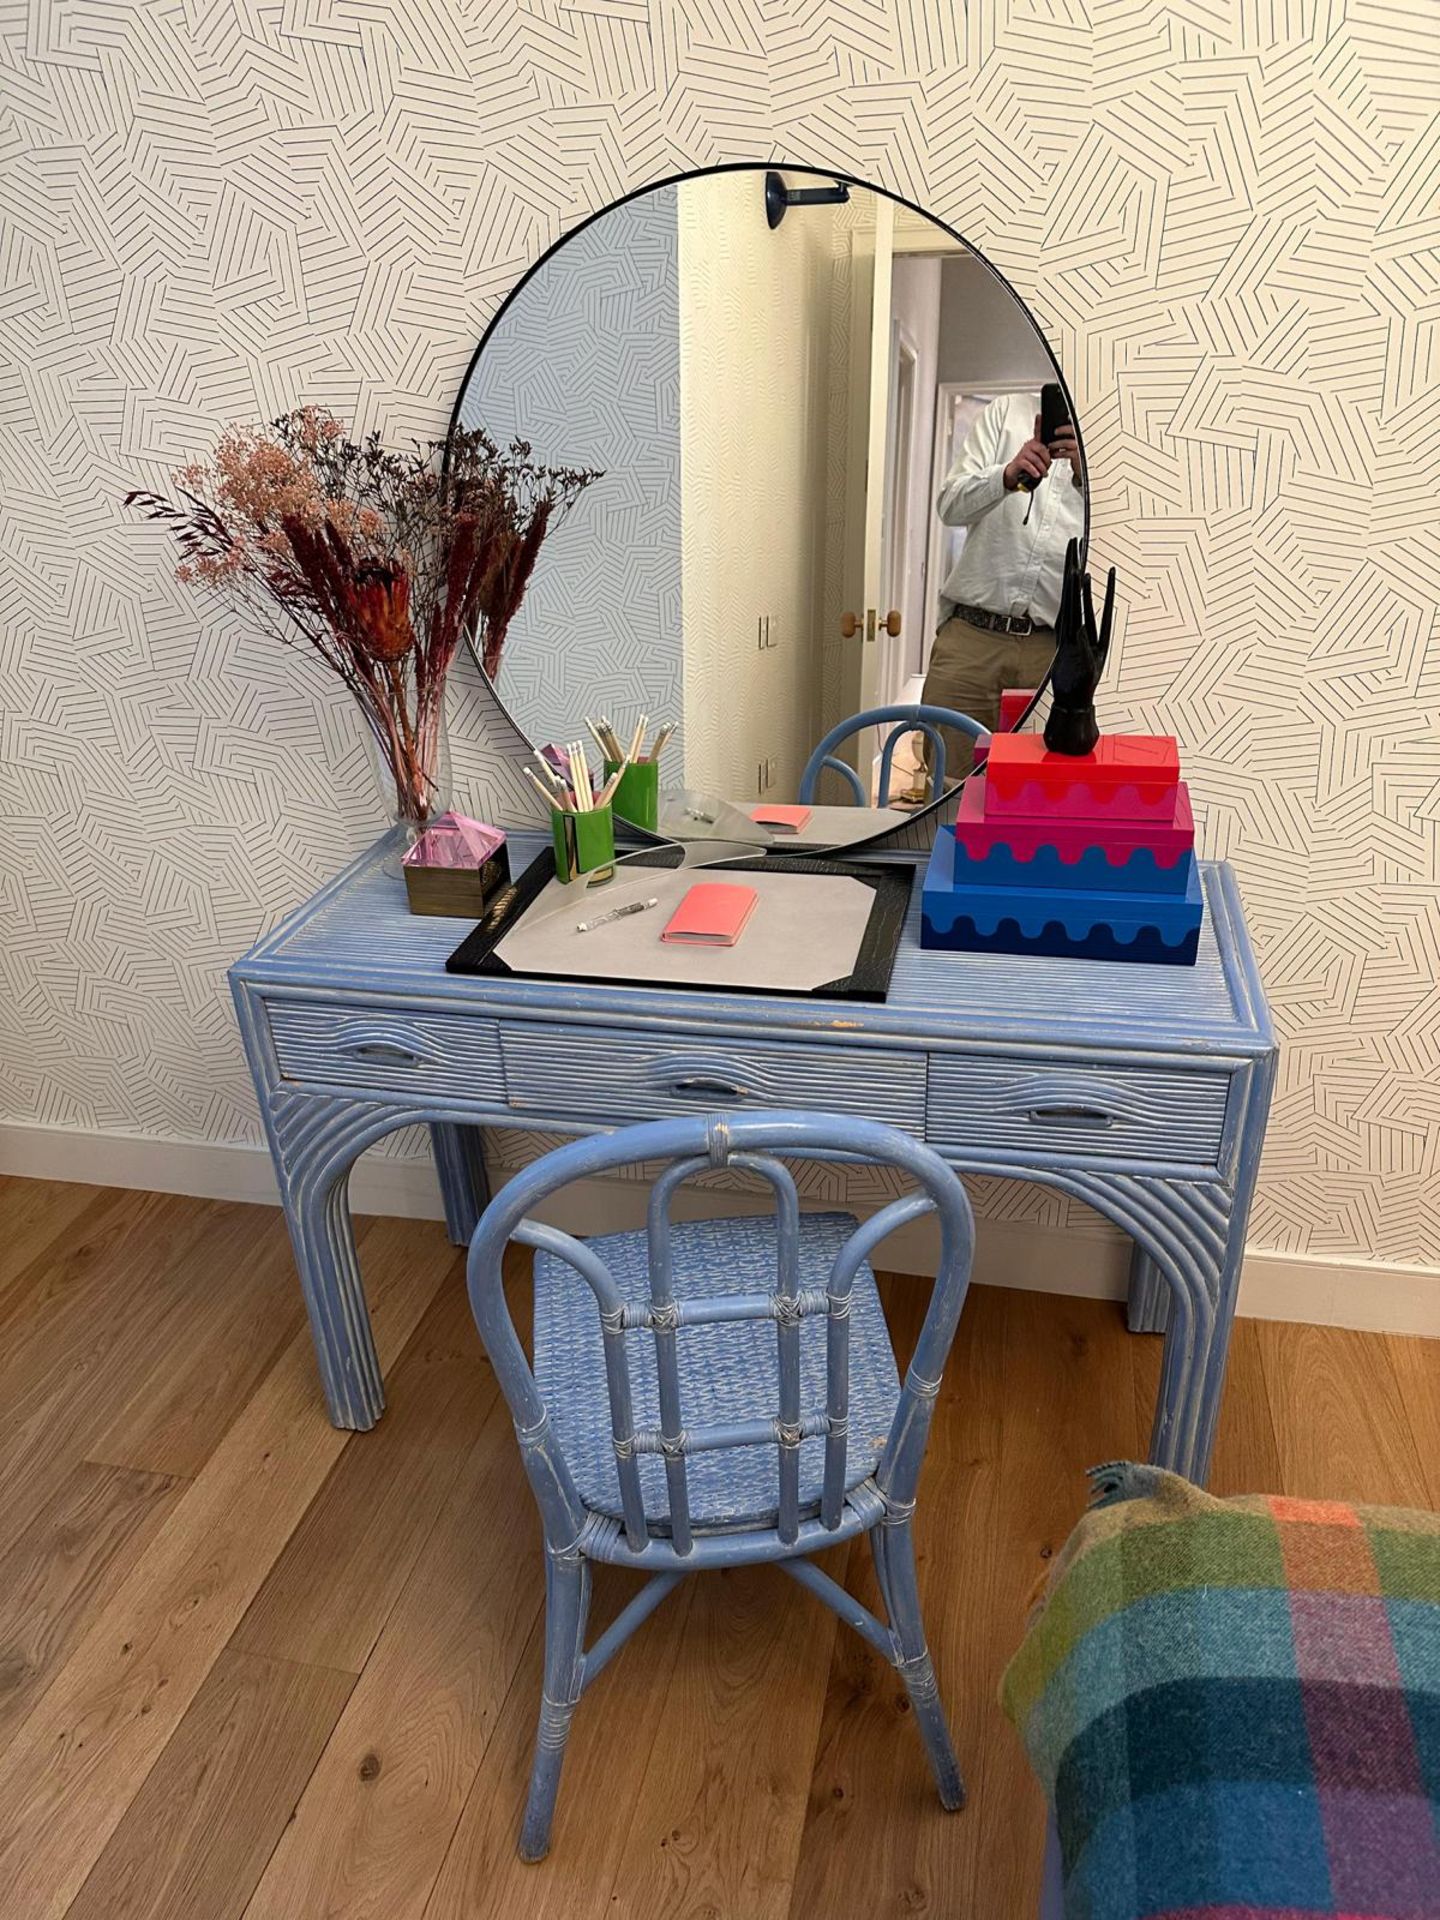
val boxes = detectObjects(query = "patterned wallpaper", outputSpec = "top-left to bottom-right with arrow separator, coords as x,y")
2,2 -> 1437,1268
455,184 -> 683,758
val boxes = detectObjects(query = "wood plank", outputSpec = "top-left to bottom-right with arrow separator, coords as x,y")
1255,1317 -> 1433,1508
239,1388 -> 543,1920
607,1551 -> 845,1920
0,1462 -> 181,1760
1131,1316 -> 1283,1497
0,1190 -> 230,1563
967,1287 -> 1147,1918
0,1178 -> 108,1323
65,1649 -> 353,1920
233,1274 -> 497,1674
424,1569 -> 697,1920
86,1204 -> 309,1478
788,1274 -> 1004,1920
0,1213 -> 453,1920
0,1189 -> 199,1395
1384,1332 -> 1440,1508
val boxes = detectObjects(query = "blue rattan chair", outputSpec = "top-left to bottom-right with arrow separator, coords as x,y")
798,702 -> 988,806
466,1109 -> 977,1861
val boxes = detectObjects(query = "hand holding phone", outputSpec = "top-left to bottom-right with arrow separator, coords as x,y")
1004,418 -> 1052,494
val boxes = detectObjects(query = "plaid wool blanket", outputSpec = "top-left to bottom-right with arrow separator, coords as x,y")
1001,1463 -> 1440,1919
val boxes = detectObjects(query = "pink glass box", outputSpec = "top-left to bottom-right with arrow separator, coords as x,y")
402,813 -> 510,917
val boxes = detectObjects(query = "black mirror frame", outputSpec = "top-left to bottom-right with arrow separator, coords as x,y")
444,160 -> 1089,859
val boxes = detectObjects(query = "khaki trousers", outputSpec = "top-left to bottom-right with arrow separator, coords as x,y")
919,615 -> 1057,785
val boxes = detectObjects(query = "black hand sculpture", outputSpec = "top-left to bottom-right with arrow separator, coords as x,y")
1043,538 -> 1117,756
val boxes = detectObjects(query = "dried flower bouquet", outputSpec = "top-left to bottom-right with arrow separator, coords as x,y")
128,407 -> 600,825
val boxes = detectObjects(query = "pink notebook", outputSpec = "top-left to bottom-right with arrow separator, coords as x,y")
660,883 -> 759,947
751,803 -> 812,833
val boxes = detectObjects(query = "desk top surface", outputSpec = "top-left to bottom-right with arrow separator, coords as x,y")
234,835 -> 1274,1060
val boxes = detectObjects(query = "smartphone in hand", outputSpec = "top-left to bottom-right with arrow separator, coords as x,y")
1040,381 -> 1071,445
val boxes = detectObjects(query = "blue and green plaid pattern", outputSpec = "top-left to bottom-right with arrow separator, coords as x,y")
1002,1464 -> 1440,1919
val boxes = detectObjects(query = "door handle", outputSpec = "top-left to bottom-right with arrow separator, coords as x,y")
842,609 -> 899,642
667,1076 -> 749,1102
345,1040 -> 422,1065
1027,1104 -> 1115,1130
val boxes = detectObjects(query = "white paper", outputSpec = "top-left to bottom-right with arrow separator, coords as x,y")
495,866 -> 877,991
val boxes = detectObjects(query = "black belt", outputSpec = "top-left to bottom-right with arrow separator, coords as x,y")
949,601 -> 1050,637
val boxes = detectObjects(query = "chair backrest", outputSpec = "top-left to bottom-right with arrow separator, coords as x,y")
467,1110 -> 975,1559
798,703 -> 988,806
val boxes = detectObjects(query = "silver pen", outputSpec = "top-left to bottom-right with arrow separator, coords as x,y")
576,896 -> 659,934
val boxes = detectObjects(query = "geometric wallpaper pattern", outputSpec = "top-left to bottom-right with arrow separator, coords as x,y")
455,182 -> 684,757
1,1 -> 1437,1267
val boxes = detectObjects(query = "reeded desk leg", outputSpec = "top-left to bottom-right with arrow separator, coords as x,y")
430,1122 -> 490,1247
1062,1171 -> 1224,1483
265,1089 -> 387,1430
1187,1052 -> 1277,1481
1126,1054 -> 1276,1483
1126,1246 -> 1170,1333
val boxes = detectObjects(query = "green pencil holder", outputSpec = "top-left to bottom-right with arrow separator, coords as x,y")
552,803 -> 616,883
604,758 -> 660,832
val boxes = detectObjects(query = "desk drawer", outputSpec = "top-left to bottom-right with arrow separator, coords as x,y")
266,1000 -> 505,1102
501,1023 -> 926,1133
927,1056 -> 1230,1168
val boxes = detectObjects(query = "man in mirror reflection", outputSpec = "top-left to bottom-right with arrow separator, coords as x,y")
920,391 -> 1084,784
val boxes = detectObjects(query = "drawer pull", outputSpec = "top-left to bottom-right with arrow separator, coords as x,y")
668,1076 -> 750,1102
345,1041 -> 421,1066
1027,1104 -> 1115,1129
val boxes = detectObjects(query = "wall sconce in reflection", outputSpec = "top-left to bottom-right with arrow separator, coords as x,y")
764,171 -> 851,230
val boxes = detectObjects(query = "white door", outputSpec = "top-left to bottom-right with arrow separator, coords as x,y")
879,322 -> 919,707
839,195 -> 895,729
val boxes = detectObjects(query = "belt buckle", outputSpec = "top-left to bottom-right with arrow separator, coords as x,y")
1006,613 -> 1029,635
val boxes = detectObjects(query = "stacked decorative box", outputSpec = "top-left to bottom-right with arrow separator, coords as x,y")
921,734 -> 1203,964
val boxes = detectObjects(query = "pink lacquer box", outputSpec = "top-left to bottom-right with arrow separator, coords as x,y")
953,778 -> 1195,869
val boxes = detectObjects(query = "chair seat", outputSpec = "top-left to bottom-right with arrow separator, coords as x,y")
533,1211 -> 902,1534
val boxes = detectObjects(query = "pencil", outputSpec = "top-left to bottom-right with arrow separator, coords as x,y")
523,766 -> 564,812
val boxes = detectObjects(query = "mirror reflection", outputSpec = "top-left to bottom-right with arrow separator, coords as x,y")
453,167 -> 1085,852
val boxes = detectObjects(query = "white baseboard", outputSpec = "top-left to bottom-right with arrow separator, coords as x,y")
3,1121 -> 1436,1338
0,1120 -> 447,1221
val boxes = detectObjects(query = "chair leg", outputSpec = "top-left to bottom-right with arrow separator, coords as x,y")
520,1550 -> 592,1862
870,1519 -> 966,1810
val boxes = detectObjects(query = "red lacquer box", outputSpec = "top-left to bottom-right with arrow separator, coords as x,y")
983,734 -> 1180,822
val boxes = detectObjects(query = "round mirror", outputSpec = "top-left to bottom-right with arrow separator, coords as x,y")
449,164 -> 1087,855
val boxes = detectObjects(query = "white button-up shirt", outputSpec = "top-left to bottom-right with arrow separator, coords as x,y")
936,391 -> 1085,628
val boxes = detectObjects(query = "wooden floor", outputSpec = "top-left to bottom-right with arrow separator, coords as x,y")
0,1176 -> 1434,1920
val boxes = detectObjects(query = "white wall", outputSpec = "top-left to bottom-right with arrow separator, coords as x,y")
938,255 -> 1055,388
677,173 -> 833,800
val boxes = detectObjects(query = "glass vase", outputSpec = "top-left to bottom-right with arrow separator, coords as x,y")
367,695 -> 452,868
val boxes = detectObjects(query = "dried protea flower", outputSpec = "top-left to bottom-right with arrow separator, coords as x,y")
351,564 -> 414,662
